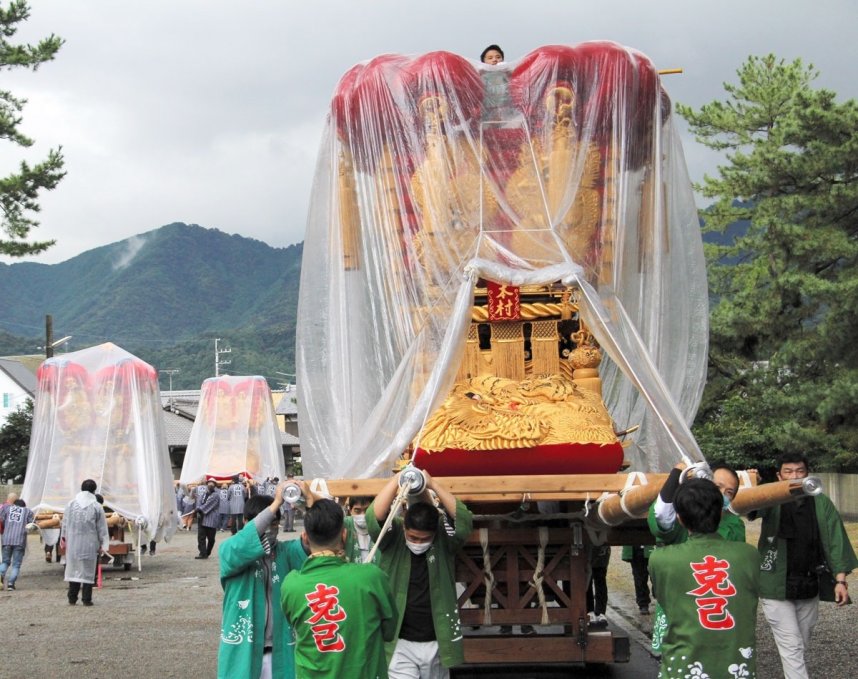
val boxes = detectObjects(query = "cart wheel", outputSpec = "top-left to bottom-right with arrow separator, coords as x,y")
124,562 -> 132,571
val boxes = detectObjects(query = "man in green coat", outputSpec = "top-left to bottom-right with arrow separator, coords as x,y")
368,470 -> 473,678
751,452 -> 858,679
281,498 -> 397,678
218,483 -> 308,679
648,463 -> 745,652
343,495 -> 378,564
650,479 -> 760,679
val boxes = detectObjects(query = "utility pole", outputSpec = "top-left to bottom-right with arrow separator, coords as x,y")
159,369 -> 180,409
215,338 -> 232,377
45,315 -> 53,358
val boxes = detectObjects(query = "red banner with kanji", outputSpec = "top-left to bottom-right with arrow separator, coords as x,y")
487,282 -> 521,321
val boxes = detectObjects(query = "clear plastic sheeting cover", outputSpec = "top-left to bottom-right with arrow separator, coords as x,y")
179,376 -> 284,484
22,343 -> 177,542
297,43 -> 708,478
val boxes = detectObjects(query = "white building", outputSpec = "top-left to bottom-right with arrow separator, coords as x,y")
0,356 -> 39,426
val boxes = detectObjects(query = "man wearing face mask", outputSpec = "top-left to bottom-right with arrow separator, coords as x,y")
647,461 -> 745,655
344,496 -> 378,564
368,469 -> 473,679
218,482 -> 309,679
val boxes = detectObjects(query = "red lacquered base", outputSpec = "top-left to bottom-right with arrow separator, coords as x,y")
414,442 -> 624,476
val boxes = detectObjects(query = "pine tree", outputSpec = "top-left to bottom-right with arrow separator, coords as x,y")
680,55 -> 858,470
0,0 -> 65,256
0,398 -> 32,482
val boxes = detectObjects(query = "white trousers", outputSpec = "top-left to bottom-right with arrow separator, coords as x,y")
258,651 -> 272,679
388,639 -> 449,679
761,597 -> 819,679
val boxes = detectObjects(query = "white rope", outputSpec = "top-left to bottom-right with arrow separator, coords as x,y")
596,500 -> 622,527
365,482 -> 410,565
618,493 -> 649,520
528,527 -> 550,625
622,471 -> 648,490
309,478 -> 332,499
479,528 -> 495,626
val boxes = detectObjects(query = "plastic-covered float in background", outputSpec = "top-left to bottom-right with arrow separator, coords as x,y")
179,375 -> 284,486
22,342 -> 177,570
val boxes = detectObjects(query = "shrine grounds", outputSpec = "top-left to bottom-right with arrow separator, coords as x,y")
0,521 -> 856,679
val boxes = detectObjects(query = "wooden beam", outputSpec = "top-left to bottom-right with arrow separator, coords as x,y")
320,473 -> 670,502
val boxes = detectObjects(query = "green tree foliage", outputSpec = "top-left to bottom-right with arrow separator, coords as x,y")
680,55 -> 858,471
0,0 -> 65,256
0,398 -> 32,482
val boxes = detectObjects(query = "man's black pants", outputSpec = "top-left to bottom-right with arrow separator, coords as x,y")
197,524 -> 216,556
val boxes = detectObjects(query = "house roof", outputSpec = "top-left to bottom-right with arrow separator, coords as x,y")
160,391 -> 300,448
160,391 -> 201,420
275,387 -> 298,416
280,431 -> 300,446
1,354 -> 44,375
162,407 -> 196,447
0,357 -> 38,395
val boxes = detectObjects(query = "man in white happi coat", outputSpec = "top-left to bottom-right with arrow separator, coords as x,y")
63,479 -> 109,606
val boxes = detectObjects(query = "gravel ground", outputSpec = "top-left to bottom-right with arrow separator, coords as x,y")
0,525 -> 247,679
1,519 -> 854,679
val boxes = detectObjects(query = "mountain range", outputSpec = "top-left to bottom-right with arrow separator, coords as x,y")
0,223 -> 303,390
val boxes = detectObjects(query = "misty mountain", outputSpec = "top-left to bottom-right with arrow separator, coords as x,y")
0,223 -> 302,390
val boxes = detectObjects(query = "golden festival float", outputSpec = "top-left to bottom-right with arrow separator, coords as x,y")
21,343 -> 178,570
179,375 -> 285,486
294,43 -> 821,665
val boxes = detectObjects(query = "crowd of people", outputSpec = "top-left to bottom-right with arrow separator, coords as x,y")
0,451 -> 856,678
207,452 -> 856,679
216,469 -> 471,679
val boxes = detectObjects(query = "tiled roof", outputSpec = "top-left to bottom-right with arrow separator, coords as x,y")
280,431 -> 300,446
162,407 -> 195,447
0,354 -> 44,375
275,388 -> 298,416
0,357 -> 38,394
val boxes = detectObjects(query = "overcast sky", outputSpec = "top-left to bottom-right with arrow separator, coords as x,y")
3,0 -> 856,266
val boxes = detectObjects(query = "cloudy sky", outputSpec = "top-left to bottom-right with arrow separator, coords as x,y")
3,0 -> 856,265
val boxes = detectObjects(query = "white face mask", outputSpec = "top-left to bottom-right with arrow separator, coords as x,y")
405,539 -> 432,555
352,514 -> 368,532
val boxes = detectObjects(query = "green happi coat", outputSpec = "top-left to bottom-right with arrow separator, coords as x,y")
756,493 -> 858,600
281,555 -> 397,678
367,498 -> 473,669
344,516 -> 379,565
650,533 -> 760,679
218,524 -> 308,679
648,503 -> 746,652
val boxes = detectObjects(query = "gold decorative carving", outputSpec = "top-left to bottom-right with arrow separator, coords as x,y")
418,374 -> 617,452
337,146 -> 362,270
503,85 -> 602,261
472,302 -> 569,322
569,345 -> 601,371
411,98 -> 496,278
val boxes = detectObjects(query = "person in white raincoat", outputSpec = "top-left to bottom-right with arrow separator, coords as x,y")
62,479 -> 109,606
